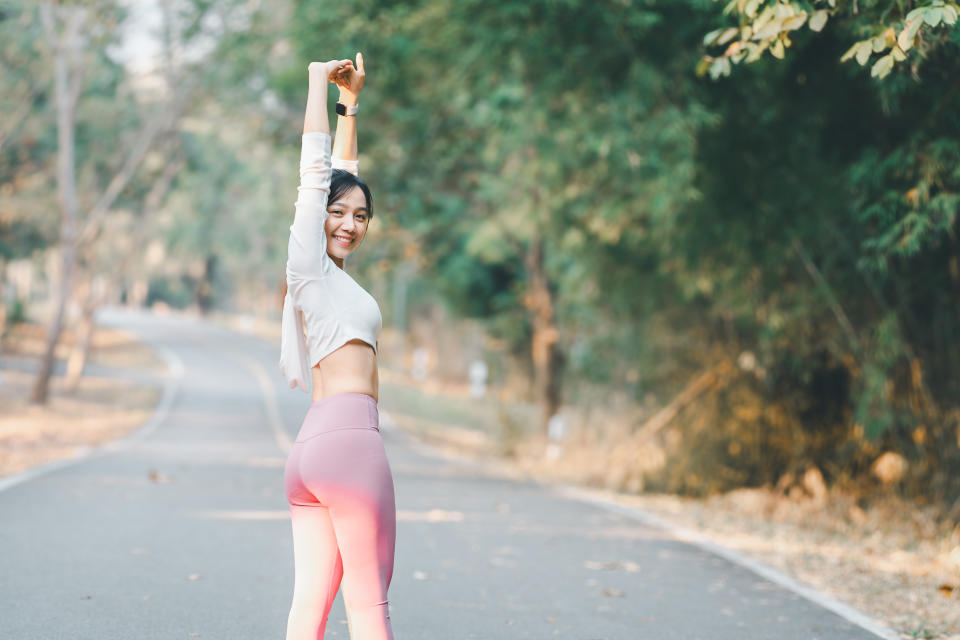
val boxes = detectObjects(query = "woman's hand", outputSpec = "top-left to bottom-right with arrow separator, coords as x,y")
330,52 -> 365,102
308,59 -> 351,83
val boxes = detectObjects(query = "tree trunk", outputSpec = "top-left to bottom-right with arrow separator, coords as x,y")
32,5 -> 83,405
194,254 -> 217,313
64,293 -> 97,394
524,235 -> 563,437
30,248 -> 74,404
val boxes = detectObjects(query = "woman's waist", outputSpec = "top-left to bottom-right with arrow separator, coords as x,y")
296,391 -> 380,441
311,346 -> 378,402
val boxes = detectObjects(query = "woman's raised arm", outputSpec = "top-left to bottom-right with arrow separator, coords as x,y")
331,52 -> 365,176
287,60 -> 350,279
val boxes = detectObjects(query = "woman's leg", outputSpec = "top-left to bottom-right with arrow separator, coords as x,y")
285,503 -> 344,640
325,431 -> 397,640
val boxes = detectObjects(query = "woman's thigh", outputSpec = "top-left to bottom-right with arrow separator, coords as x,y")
287,504 -> 343,614
301,430 -> 397,595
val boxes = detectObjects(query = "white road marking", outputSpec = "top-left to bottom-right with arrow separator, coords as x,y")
554,484 -> 900,640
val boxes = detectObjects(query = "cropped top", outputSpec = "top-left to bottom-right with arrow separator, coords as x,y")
279,132 -> 382,393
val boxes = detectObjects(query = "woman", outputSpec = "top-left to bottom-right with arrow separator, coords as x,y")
280,53 -> 396,640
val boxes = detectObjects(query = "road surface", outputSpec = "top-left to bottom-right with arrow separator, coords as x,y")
0,309 -> 890,639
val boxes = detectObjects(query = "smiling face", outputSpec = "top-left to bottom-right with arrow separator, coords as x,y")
325,186 -> 370,265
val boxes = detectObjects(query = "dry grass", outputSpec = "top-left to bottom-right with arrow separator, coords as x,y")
0,323 -> 164,477
2,321 -> 166,372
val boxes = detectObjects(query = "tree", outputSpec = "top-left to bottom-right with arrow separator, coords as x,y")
282,0 -> 711,436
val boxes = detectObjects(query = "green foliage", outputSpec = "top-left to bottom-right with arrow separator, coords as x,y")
272,0 -> 960,498
4,0 -> 957,499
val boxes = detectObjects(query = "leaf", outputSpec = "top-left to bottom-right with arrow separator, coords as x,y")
871,34 -> 887,52
695,57 -> 713,77
753,20 -> 784,40
723,40 -> 744,56
840,41 -> 861,62
942,5 -> 958,23
906,7 -> 926,22
774,3 -> 794,18
891,45 -> 907,61
717,27 -> 740,45
883,26 -> 897,47
808,10 -> 828,31
871,54 -> 894,78
771,37 -> 786,58
898,18 -> 923,51
746,41 -> 765,62
923,7 -> 943,26
709,56 -> 732,80
856,41 -> 873,65
753,6 -> 777,31
782,14 -> 808,30
703,28 -> 724,46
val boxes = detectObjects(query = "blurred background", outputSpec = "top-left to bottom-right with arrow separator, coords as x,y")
2,0 -> 959,532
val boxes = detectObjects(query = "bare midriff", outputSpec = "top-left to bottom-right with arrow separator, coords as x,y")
311,339 -> 379,403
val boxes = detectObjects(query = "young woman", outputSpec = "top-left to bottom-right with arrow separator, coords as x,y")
280,53 -> 396,640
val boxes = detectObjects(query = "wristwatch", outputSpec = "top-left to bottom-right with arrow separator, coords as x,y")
336,102 -> 359,117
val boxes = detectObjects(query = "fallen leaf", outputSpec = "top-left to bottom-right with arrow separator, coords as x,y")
148,469 -> 171,484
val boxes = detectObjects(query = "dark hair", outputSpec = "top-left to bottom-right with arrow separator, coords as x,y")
329,169 -> 374,219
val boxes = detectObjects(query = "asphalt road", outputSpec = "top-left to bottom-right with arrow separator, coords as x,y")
0,309 -> 890,639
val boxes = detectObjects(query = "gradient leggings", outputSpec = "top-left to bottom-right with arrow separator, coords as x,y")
284,392 -> 397,640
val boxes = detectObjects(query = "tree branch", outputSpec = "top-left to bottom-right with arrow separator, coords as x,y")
77,77 -> 199,246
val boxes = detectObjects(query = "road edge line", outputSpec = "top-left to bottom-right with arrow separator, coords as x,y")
0,344 -> 184,494
553,484 -> 901,640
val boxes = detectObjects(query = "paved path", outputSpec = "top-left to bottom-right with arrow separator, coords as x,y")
0,309 -> 889,639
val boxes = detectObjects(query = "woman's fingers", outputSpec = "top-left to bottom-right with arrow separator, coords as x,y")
356,52 -> 365,74
328,60 -> 352,83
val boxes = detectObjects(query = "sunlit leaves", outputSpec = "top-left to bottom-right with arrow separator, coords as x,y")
700,0 -> 960,80
897,17 -> 924,50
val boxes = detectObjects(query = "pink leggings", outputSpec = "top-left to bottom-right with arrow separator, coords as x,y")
284,392 -> 396,640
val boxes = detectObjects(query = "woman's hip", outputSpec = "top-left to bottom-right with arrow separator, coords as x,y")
294,391 -> 380,442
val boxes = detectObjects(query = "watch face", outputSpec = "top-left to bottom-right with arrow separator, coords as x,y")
335,103 -> 346,116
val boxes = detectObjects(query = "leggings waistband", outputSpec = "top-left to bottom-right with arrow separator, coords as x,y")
295,392 -> 379,442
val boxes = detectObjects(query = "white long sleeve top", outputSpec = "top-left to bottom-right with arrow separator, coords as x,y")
279,132 -> 382,393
